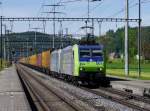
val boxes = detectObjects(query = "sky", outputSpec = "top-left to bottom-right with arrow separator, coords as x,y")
0,0 -> 150,36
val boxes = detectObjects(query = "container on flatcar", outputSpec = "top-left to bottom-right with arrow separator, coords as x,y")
42,50 -> 51,69
28,56 -> 31,65
29,55 -> 37,66
19,58 -> 25,63
26,57 -> 30,64
37,53 -> 42,67
29,56 -> 32,65
50,49 -> 61,73
25,57 -> 28,64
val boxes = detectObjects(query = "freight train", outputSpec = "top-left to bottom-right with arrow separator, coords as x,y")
19,44 -> 109,86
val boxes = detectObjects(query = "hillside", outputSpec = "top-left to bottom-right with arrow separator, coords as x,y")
0,31 -> 79,60
96,26 -> 150,60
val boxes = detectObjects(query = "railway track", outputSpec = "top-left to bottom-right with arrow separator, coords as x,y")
17,64 -> 150,111
81,87 -> 150,111
16,64 -> 100,111
99,87 -> 150,104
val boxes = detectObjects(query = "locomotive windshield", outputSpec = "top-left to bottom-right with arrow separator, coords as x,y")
92,50 -> 103,57
79,45 -> 103,61
80,50 -> 90,58
79,49 -> 103,58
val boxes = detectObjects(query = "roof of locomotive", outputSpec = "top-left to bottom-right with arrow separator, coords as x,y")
79,44 -> 103,50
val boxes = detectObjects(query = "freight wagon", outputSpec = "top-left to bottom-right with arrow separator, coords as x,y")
37,53 -> 42,67
41,50 -> 51,73
19,44 -> 109,86
29,55 -> 37,66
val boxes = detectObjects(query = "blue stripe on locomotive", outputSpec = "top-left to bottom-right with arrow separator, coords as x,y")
79,45 -> 104,62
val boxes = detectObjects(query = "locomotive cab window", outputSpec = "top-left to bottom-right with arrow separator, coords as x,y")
80,50 -> 90,58
92,50 -> 103,57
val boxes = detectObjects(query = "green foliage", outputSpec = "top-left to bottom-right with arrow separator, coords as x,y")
0,59 -> 11,71
0,31 -> 79,59
96,26 -> 150,60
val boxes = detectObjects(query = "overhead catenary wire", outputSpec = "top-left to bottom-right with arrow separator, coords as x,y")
42,0 -> 65,48
36,0 -> 105,37
67,0 -> 106,36
35,0 -> 64,33
107,0 -> 137,17
36,0 -> 46,17
108,0 -> 149,18
35,0 -> 146,37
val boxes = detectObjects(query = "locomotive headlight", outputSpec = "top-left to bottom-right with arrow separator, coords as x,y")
80,67 -> 85,71
99,68 -> 103,71
80,67 -> 83,71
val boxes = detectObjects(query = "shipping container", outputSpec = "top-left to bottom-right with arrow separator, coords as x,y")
26,57 -> 30,64
29,55 -> 37,66
37,53 -> 42,67
25,57 -> 28,64
19,58 -> 25,63
42,50 -> 51,69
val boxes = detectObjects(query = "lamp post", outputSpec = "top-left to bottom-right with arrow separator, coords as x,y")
2,24 -> 6,67
125,0 -> 129,77
0,16 -> 2,69
0,2 -> 2,68
6,30 -> 11,63
138,0 -> 141,78
86,0 -> 101,37
98,20 -> 102,37
26,38 -> 29,57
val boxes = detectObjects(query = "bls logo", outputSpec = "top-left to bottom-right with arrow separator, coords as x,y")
96,62 -> 101,65
90,59 -> 93,62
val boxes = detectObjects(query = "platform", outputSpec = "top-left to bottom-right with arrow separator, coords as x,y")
0,65 -> 31,111
108,75 -> 150,97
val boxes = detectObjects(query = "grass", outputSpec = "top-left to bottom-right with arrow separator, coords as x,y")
0,59 -> 11,71
106,59 -> 150,80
